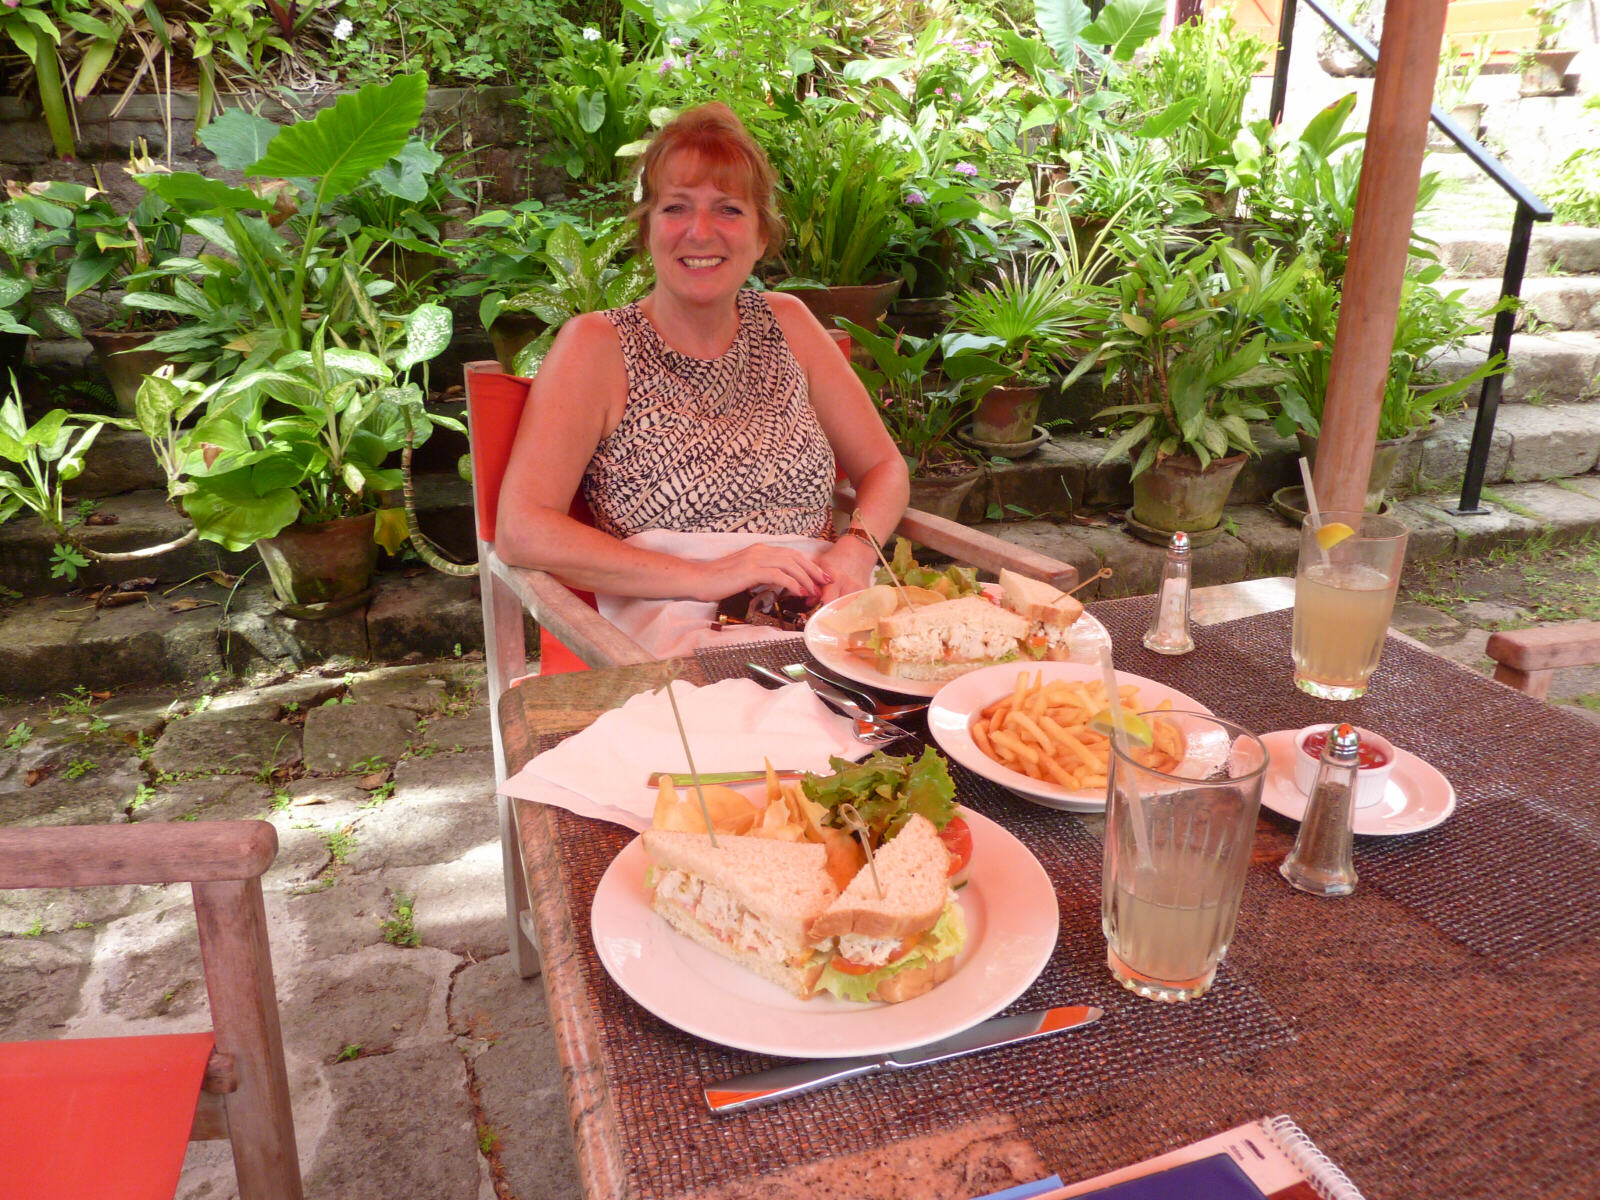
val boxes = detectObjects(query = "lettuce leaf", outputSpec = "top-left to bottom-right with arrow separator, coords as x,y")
813,900 -> 967,1003
801,746 -> 956,838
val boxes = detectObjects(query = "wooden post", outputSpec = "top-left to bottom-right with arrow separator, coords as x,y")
193,877 -> 305,1200
1314,0 -> 1451,514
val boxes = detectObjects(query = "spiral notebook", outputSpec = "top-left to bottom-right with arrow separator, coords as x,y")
1037,1115 -> 1367,1200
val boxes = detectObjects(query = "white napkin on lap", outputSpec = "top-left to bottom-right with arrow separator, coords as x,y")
501,679 -> 868,831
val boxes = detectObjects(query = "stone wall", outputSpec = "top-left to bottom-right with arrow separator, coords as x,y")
0,85 -> 568,204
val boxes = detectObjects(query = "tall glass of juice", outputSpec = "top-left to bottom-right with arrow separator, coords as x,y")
1292,510 -> 1409,700
1102,711 -> 1268,1002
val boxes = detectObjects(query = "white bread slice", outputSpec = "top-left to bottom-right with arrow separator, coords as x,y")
877,594 -> 1029,676
998,568 -> 1084,630
649,892 -> 827,999
641,830 -> 838,947
869,953 -> 957,1003
878,593 -> 1028,640
810,813 -> 952,941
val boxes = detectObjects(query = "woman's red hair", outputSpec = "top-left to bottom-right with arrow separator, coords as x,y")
631,103 -> 785,257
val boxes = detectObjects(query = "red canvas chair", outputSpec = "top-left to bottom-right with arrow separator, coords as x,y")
465,347 -> 1082,977
0,820 -> 302,1200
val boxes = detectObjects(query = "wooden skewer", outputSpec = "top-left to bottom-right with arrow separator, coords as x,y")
1067,567 -> 1113,597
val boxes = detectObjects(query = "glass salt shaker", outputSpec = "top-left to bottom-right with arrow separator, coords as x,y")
1142,531 -> 1194,655
1281,723 -> 1360,897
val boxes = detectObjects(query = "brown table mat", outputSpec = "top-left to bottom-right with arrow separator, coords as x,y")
1090,597 -> 1600,962
517,638 -> 1294,1200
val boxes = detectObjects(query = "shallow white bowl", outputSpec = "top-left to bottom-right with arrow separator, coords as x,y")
1291,723 -> 1398,809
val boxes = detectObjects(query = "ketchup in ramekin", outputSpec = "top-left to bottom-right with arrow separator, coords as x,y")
1300,729 -> 1391,770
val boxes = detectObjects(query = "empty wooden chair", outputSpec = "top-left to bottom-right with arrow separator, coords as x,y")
1485,621 -> 1600,699
0,820 -> 302,1200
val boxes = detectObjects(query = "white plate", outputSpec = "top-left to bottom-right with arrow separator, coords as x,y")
803,583 -> 1112,699
926,662 -> 1212,814
589,808 -> 1058,1059
1259,730 -> 1456,836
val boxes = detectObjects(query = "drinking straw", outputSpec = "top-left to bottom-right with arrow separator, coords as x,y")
1299,456 -> 1330,568
1097,646 -> 1154,871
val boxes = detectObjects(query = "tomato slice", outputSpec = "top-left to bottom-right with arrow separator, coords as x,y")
939,815 -> 973,876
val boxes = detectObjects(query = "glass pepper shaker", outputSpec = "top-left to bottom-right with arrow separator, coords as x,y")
1143,531 -> 1194,655
1281,723 -> 1360,896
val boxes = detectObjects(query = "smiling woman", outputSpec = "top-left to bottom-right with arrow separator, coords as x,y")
492,103 -> 911,658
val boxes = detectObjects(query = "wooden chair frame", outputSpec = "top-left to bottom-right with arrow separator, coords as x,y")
465,359 -> 1084,976
0,820 -> 303,1200
1486,621 -> 1600,699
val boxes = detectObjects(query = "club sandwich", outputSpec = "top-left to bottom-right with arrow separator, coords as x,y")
874,593 -> 1030,682
997,568 -> 1085,661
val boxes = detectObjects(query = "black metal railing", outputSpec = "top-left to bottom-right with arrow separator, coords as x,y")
1268,0 -> 1555,515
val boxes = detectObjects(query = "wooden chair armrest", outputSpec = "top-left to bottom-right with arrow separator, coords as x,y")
487,555 -> 656,670
0,821 -> 277,889
1485,622 -> 1600,672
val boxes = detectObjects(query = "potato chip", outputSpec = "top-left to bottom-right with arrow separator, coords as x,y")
650,783 -> 759,834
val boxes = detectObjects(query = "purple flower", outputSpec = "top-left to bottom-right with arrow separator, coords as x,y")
933,87 -> 944,95
906,190 -> 927,205
668,36 -> 683,46
658,58 -> 676,75
953,162 -> 979,177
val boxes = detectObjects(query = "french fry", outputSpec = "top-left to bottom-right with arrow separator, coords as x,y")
991,729 -> 1039,767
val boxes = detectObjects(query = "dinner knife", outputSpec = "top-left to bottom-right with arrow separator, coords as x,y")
703,1004 -> 1103,1113
746,662 -> 914,742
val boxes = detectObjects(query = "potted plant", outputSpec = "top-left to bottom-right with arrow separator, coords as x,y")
478,220 -> 652,378
1273,267 -> 1507,512
1432,36 -> 1492,144
766,98 -> 913,330
1519,3 -> 1578,96
940,255 -> 1099,456
159,309 -> 457,612
1093,235 -> 1313,542
835,318 -> 978,520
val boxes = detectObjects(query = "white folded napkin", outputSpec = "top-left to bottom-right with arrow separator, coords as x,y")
500,678 -> 869,831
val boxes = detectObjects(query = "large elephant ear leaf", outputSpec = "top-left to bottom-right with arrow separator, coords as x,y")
198,108 -> 282,171
1034,0 -> 1095,67
1082,0 -> 1164,62
249,74 -> 427,202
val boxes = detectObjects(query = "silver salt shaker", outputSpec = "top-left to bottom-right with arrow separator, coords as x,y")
1142,531 -> 1194,655
1281,723 -> 1360,897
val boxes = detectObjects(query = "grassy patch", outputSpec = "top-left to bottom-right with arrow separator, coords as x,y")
381,893 -> 420,948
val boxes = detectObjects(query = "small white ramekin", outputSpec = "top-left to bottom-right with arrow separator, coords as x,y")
1292,723 -> 1398,810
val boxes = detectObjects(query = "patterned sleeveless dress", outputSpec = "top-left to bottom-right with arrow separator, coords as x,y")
584,290 -> 836,540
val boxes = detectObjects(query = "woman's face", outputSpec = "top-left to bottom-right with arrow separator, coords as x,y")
646,152 -> 767,309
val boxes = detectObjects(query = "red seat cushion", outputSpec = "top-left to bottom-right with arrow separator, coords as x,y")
0,1032 -> 215,1200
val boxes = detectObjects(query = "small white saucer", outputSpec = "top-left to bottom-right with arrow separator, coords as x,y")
1259,730 -> 1457,836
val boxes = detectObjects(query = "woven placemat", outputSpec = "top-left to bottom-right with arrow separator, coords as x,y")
1090,597 -> 1600,961
536,635 -> 1295,1200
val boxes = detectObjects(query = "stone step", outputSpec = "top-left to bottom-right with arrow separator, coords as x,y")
1444,275 -> 1600,333
1421,224 -> 1600,280
962,402 -> 1600,526
1432,330 -> 1600,403
0,570 -> 489,697
0,474 -> 477,598
988,475 -> 1600,600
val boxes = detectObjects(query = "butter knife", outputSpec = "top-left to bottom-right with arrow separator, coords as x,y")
703,1005 -> 1103,1113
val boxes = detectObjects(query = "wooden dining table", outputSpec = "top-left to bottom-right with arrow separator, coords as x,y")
498,577 -> 1600,1200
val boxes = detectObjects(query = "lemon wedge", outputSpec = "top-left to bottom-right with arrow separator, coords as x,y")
1314,521 -> 1357,551
1089,708 -> 1154,748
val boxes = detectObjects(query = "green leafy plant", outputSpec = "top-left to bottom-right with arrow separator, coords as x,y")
0,377 -> 106,581
0,192 -> 79,339
494,222 -> 652,377
941,256 -> 1098,392
381,892 -> 420,947
534,24 -> 659,184
1544,95 -> 1600,225
835,319 -> 973,476
335,1043 -> 362,1062
65,758 -> 96,779
4,720 -> 33,750
325,825 -> 357,864
1093,236 -> 1313,478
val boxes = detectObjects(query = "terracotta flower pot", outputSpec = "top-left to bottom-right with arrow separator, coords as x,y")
1130,452 -> 1246,537
908,468 -> 980,522
788,279 -> 903,332
972,384 -> 1047,446
85,329 -> 175,414
1296,430 -> 1414,512
254,512 -> 378,615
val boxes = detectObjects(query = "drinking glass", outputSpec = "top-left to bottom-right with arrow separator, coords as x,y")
1102,712 -> 1268,1002
1292,510 -> 1409,700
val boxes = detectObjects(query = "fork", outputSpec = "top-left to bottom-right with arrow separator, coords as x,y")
745,664 -> 915,748
777,663 -> 928,720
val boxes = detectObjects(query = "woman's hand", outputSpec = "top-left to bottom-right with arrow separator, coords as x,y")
816,535 -> 878,606
696,543 -> 834,604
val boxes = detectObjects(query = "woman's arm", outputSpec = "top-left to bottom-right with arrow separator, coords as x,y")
494,312 -> 832,601
764,291 -> 910,602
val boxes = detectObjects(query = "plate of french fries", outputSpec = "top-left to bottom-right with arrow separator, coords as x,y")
926,663 -> 1210,812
